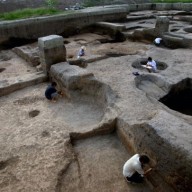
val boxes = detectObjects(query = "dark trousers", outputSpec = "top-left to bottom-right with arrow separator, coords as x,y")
126,172 -> 144,183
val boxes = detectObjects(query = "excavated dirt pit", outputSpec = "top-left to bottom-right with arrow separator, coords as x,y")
135,75 -> 192,116
132,58 -> 168,71
28,109 -> 40,118
184,27 -> 192,33
0,82 -> 152,192
60,133 -> 152,192
0,83 -> 104,131
159,78 -> 192,116
0,67 -> 5,72
0,50 -> 36,81
59,91 -> 104,129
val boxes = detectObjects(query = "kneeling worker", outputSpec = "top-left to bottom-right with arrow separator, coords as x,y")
142,57 -> 157,73
154,37 -> 163,46
45,82 -> 62,102
123,154 -> 152,183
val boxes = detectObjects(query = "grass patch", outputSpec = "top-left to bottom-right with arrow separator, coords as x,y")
153,0 -> 192,2
0,7 -> 66,20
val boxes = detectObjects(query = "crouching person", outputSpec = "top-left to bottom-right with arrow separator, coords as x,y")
154,37 -> 164,47
123,154 -> 152,183
45,82 -> 61,102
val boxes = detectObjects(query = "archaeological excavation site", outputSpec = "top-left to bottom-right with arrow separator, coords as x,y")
0,1 -> 192,192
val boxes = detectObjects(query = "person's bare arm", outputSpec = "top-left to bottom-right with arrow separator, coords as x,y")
144,168 -> 152,175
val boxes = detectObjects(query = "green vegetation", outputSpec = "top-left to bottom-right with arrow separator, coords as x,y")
0,8 -> 66,20
153,0 -> 192,2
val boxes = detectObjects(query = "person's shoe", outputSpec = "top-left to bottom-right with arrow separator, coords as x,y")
126,180 -> 137,184
132,72 -> 140,76
125,177 -> 134,184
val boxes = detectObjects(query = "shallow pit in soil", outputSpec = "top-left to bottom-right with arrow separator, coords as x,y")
159,78 -> 192,116
59,133 -> 152,192
28,109 -> 40,118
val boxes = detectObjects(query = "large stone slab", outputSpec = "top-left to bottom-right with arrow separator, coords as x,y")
50,62 -> 94,90
162,34 -> 192,48
12,46 -> 40,67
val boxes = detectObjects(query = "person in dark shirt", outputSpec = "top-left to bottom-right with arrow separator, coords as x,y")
45,82 -> 59,102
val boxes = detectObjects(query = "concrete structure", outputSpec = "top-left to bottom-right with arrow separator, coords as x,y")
0,7 -> 128,39
128,3 -> 192,12
0,0 -> 152,13
1,3 -> 192,40
38,35 -> 66,75
154,16 -> 169,37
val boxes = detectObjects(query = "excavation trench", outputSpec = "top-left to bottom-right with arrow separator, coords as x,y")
135,75 -> 192,116
59,117 -> 179,192
49,63 -> 160,192
60,131 -> 153,192
159,78 -> 192,116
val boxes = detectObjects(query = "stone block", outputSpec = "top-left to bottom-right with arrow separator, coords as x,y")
38,35 -> 64,49
154,16 -> 169,36
50,62 -> 94,90
163,34 -> 186,48
38,35 -> 66,75
13,46 -> 40,67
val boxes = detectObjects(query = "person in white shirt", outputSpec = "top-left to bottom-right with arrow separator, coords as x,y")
123,154 -> 151,183
142,57 -> 157,73
154,37 -> 163,46
147,57 -> 157,72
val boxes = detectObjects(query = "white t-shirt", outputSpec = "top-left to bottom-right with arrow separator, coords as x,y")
147,60 -> 157,71
123,154 -> 144,177
154,38 -> 162,44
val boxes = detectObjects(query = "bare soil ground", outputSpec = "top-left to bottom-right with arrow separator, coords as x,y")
0,16 -> 192,191
0,33 -> 154,192
0,50 -> 36,85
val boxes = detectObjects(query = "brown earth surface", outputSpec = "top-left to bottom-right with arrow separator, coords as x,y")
0,25 -> 192,192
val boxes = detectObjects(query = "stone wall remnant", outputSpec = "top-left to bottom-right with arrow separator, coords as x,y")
0,7 -> 128,39
38,35 -> 66,75
155,16 -> 169,37
13,46 -> 40,67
